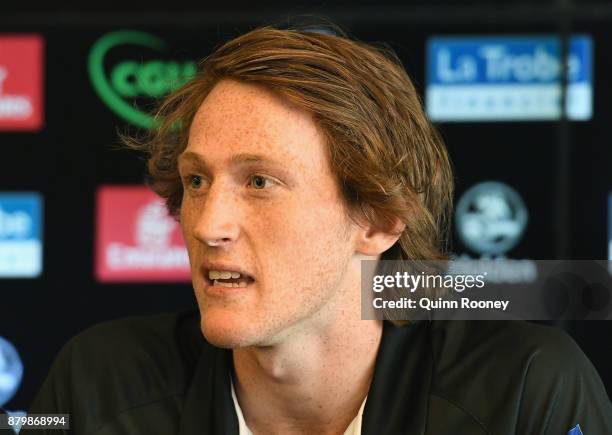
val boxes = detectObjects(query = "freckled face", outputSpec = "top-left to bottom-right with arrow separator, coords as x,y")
179,79 -> 359,348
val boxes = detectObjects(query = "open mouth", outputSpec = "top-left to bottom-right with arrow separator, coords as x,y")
207,270 -> 255,288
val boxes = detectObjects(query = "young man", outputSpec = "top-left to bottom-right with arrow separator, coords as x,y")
23,26 -> 612,434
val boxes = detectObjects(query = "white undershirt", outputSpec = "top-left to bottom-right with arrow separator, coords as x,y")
230,376 -> 367,435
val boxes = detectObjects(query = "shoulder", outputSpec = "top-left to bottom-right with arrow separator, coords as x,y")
431,319 -> 580,365
27,310 -> 211,433
429,319 -> 594,383
66,310 -> 202,359
429,319 -> 594,391
428,320 -> 612,433
383,319 -> 578,368
64,310 -> 205,393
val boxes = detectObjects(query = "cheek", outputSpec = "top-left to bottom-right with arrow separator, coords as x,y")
255,195 -> 347,251
179,199 -> 203,272
178,197 -> 192,237
253,198 -> 352,294
178,205 -> 188,240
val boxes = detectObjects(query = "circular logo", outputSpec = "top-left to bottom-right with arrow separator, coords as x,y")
0,336 -> 23,407
455,181 -> 528,256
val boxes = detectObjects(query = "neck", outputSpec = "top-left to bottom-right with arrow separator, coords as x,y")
232,318 -> 383,435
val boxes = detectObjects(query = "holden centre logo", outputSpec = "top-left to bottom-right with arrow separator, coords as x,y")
455,181 -> 528,256
453,181 -> 536,284
88,31 -> 196,129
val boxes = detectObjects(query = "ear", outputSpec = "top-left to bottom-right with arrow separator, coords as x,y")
354,216 -> 405,257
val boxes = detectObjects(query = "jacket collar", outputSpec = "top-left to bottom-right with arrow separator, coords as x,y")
361,320 -> 434,435
177,320 -> 433,435
178,344 -> 239,435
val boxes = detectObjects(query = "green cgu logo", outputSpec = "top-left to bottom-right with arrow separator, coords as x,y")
88,31 -> 196,129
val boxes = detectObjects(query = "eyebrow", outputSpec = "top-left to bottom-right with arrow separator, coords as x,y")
178,150 -> 298,188
178,151 -> 284,172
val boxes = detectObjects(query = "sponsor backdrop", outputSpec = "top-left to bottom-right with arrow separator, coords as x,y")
1,1 -> 611,413
426,35 -> 593,122
0,35 -> 43,131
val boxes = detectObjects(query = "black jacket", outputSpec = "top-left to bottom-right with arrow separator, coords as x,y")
22,311 -> 612,434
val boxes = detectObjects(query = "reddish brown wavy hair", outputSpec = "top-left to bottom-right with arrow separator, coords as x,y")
126,25 -> 454,262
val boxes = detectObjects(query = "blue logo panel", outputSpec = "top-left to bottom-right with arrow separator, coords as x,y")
426,35 -> 593,121
0,193 -> 43,278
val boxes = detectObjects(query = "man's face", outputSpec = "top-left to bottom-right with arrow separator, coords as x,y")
179,79 -> 361,348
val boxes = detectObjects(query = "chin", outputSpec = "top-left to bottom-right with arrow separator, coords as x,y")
200,309 -> 262,348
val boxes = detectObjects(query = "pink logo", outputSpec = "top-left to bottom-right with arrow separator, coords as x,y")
95,186 -> 191,283
0,35 -> 44,131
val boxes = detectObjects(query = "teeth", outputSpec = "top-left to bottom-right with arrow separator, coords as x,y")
209,270 -> 241,280
213,279 -> 248,288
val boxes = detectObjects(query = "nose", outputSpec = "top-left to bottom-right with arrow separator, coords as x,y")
191,183 -> 240,249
